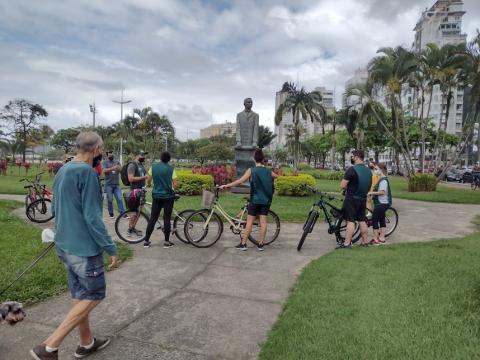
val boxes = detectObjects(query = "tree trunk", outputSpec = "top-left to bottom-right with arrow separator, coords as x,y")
375,151 -> 379,163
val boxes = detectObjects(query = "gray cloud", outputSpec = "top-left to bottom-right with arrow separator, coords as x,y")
0,0 -> 479,139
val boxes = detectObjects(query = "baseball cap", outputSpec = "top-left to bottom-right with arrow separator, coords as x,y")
135,150 -> 149,156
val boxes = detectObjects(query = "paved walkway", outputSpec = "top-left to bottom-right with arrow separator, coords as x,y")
1,195 -> 480,359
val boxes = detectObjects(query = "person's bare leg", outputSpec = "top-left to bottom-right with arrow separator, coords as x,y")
259,215 -> 268,245
241,215 -> 255,245
344,221 -> 356,245
379,227 -> 386,241
359,221 -> 368,244
73,300 -> 94,346
373,229 -> 380,240
44,299 -> 101,348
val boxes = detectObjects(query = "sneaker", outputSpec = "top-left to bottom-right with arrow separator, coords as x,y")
30,344 -> 58,360
257,244 -> 265,251
163,241 -> 174,249
74,337 -> 111,359
235,243 -> 247,251
378,239 -> 386,245
143,241 -> 151,248
335,243 -> 352,250
127,228 -> 143,237
109,215 -> 115,219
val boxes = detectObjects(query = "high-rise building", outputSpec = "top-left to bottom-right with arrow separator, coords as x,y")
274,86 -> 335,147
199,121 -> 236,139
413,0 -> 467,135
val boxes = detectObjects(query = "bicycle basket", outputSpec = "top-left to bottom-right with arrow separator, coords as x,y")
202,190 -> 215,208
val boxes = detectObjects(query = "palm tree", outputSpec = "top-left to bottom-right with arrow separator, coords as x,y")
275,82 -> 327,169
368,46 -> 417,175
258,125 -> 277,149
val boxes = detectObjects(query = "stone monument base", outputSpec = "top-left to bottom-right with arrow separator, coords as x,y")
230,147 -> 255,194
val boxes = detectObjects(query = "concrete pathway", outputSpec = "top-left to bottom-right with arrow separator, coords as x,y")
1,195 -> 479,359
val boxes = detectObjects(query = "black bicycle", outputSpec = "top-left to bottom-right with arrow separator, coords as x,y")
297,188 -> 399,251
297,189 -> 354,251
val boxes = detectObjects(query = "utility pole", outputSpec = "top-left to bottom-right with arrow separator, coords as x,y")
112,89 -> 132,164
89,102 -> 98,128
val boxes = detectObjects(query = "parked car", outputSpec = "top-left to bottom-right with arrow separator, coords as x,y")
461,171 -> 473,184
446,169 -> 462,182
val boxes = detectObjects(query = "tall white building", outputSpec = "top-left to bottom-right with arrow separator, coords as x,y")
413,0 -> 468,135
274,86 -> 335,148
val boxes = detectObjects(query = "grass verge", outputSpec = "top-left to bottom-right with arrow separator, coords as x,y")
0,200 -> 132,305
260,234 -> 480,360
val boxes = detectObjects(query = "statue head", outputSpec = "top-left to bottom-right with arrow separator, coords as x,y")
243,98 -> 253,111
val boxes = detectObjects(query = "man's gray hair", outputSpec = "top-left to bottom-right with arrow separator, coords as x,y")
76,132 -> 104,153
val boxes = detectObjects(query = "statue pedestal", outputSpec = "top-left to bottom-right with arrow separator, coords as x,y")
231,147 -> 255,194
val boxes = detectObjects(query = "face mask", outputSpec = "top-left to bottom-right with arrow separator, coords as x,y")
350,157 -> 355,165
138,157 -> 145,163
92,154 -> 103,168
375,169 -> 382,176
108,155 -> 114,161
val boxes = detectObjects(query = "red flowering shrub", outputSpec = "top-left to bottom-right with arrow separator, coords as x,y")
192,165 -> 235,185
23,161 -> 31,173
0,159 -> 7,175
47,161 -> 63,175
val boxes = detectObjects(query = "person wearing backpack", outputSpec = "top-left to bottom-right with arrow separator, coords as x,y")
122,150 -> 148,238
338,149 -> 372,249
102,151 -> 125,219
143,151 -> 178,249
368,163 -> 392,245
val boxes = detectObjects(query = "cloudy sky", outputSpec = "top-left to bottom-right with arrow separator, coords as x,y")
0,0 -> 479,139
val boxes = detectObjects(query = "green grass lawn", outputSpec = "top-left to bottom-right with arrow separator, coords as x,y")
260,233 -> 480,360
0,200 -> 132,305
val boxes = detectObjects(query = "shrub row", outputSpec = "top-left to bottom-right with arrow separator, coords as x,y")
302,170 -> 344,181
408,174 -> 437,192
275,174 -> 316,197
176,171 -> 214,195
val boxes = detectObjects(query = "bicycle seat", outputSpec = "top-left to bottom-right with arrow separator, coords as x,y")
24,185 -> 33,189
174,195 -> 180,201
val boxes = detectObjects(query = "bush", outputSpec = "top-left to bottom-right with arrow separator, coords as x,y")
408,174 -> 437,192
301,169 -> 344,181
176,170 -> 214,195
192,165 -> 235,185
297,163 -> 313,171
275,174 -> 316,196
47,161 -> 63,175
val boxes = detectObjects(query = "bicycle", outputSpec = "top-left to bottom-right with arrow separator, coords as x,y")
297,187 -> 399,251
114,189 -> 195,244
21,172 -> 54,223
183,187 -> 281,248
297,188 -> 354,251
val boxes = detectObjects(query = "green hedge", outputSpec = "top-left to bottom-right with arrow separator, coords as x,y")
408,174 -> 437,192
275,174 -> 316,196
176,171 -> 214,195
303,170 -> 344,181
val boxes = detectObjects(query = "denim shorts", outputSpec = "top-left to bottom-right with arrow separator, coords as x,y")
56,247 -> 106,301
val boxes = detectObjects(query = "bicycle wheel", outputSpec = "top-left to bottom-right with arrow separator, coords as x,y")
184,209 -> 223,248
248,210 -> 281,246
26,199 -> 54,223
172,209 -> 195,244
297,210 -> 319,251
385,207 -> 399,237
337,216 -> 360,244
115,210 -> 149,244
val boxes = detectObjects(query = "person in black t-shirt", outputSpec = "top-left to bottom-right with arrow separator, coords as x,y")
338,149 -> 372,249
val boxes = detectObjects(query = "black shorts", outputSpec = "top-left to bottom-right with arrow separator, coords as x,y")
247,203 -> 270,216
343,198 -> 367,222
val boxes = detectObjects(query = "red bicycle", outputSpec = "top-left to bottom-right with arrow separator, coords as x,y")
21,172 -> 54,223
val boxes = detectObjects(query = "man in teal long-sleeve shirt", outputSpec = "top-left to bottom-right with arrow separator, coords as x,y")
31,132 -> 117,360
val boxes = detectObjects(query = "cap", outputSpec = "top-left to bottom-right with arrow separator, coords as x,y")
135,150 -> 149,156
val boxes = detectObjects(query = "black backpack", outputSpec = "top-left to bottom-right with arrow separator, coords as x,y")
121,161 -> 137,186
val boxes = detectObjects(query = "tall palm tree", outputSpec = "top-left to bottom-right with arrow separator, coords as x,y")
368,46 -> 417,175
258,125 -> 277,149
275,82 -> 327,169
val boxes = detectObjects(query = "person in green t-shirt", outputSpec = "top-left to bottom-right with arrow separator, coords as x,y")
220,149 -> 278,251
143,151 -> 178,249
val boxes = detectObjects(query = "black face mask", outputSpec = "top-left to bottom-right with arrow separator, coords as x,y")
108,155 -> 114,161
92,154 -> 103,168
138,157 -> 145,163
350,157 -> 355,165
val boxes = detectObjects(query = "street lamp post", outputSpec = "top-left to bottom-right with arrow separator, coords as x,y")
113,89 -> 132,164
89,102 -> 97,127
